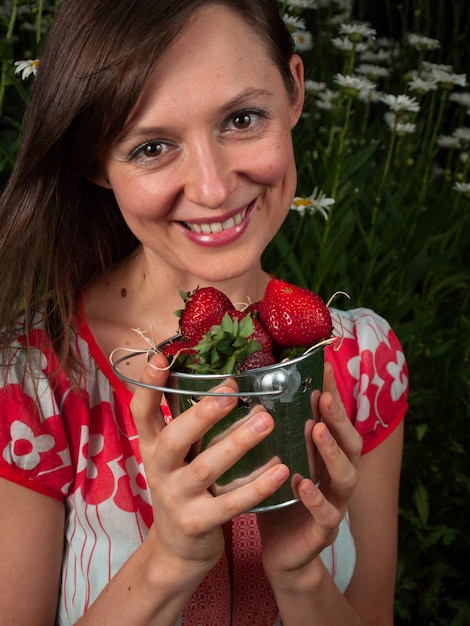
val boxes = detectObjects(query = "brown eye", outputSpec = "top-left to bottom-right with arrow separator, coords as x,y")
142,142 -> 163,157
232,113 -> 252,129
128,139 -> 175,164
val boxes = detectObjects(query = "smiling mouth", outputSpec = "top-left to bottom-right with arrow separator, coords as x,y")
181,206 -> 249,234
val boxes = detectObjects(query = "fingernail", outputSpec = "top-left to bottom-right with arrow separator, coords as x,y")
251,413 -> 271,433
272,467 -> 289,483
213,392 -> 235,409
302,481 -> 317,496
321,425 -> 333,442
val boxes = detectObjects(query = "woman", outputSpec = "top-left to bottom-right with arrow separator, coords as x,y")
0,1 -> 408,624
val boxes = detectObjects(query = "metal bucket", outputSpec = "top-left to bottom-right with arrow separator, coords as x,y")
155,337 -> 324,512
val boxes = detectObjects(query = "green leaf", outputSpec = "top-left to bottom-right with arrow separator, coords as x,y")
413,482 -> 429,528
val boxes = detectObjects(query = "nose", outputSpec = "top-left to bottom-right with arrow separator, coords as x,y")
183,137 -> 237,209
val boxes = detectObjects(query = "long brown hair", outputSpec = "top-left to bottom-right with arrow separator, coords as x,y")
0,0 -> 295,373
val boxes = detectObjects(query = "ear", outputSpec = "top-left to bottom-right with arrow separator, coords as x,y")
84,153 -> 113,189
86,165 -> 113,189
90,175 -> 112,190
288,54 -> 305,128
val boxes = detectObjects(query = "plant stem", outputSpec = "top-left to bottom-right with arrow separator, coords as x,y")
36,0 -> 45,45
0,0 -> 19,115
368,128 -> 397,250
418,90 -> 449,207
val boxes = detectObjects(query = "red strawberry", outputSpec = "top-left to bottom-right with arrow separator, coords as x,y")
225,309 -> 277,371
239,347 -> 277,371
177,286 -> 234,343
227,310 -> 274,356
178,310 -> 269,375
162,338 -> 198,369
244,300 -> 262,316
163,339 -> 196,358
259,278 -> 332,348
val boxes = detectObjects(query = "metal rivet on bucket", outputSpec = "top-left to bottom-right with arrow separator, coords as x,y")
112,337 -> 325,512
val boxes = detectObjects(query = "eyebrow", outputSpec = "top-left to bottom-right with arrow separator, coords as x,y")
217,87 -> 275,114
119,87 -> 276,142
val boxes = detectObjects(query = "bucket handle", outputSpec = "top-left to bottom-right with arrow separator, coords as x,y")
111,351 -> 288,397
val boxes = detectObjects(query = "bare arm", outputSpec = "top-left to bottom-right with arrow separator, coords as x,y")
0,478 -> 202,626
258,363 -> 404,625
1,354 -> 289,625
344,420 -> 404,625
269,423 -> 404,626
0,479 -> 64,626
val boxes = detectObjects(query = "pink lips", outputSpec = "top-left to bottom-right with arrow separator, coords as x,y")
178,200 -> 256,247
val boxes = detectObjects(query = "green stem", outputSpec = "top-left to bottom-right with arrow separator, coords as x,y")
36,0 -> 45,45
418,90 -> 449,206
330,94 -> 353,198
0,0 -> 20,115
368,128 -> 397,250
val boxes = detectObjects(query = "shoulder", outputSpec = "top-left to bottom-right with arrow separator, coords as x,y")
326,308 -> 408,453
0,319 -> 80,500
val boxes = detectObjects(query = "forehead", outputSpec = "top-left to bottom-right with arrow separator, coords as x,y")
124,5 -> 285,128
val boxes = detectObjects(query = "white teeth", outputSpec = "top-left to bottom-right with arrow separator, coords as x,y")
221,217 -> 235,230
185,207 -> 247,234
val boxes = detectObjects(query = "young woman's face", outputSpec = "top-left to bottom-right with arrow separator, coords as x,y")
100,5 -> 304,285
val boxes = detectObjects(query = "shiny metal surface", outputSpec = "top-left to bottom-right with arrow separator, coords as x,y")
162,341 -> 325,512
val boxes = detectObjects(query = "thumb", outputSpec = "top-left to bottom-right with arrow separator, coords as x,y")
130,352 -> 171,444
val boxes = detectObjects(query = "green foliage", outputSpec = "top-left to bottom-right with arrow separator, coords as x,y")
1,0 -> 469,623
190,313 -> 261,374
266,1 -> 470,623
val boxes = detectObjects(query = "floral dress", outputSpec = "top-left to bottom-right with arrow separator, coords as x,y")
0,305 -> 408,625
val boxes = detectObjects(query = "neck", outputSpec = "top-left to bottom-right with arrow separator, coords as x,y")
84,248 -> 272,347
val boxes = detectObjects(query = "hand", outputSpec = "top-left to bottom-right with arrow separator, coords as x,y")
130,353 -> 290,574
257,361 -> 362,586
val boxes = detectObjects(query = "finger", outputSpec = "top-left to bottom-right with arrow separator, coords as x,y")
185,408 -> 276,492
297,478 -> 342,543
130,353 -> 170,443
213,462 -> 290,520
312,421 -> 358,507
319,362 -> 363,464
157,384 -> 239,472
310,389 -> 321,422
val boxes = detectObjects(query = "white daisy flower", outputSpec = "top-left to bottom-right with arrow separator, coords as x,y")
13,58 -> 39,80
293,30 -> 313,51
334,73 -> 376,96
421,61 -> 454,73
453,127 -> 470,146
338,22 -> 376,43
358,88 -> 383,103
384,113 -> 416,134
376,36 -> 395,49
331,36 -> 369,53
359,48 -> 393,64
291,187 -> 335,220
429,68 -> 467,89
453,182 -> 470,197
437,135 -> 461,149
286,0 -> 318,9
408,76 -> 438,94
283,15 -> 306,31
355,63 -> 389,80
449,92 -> 470,108
315,89 -> 340,110
381,93 -> 420,114
304,80 -> 326,94
406,33 -> 440,51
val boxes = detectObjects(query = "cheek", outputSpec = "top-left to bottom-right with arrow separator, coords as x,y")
255,133 -> 297,186
111,175 -> 170,220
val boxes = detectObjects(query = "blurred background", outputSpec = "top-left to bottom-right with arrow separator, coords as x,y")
1,1 -> 469,623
